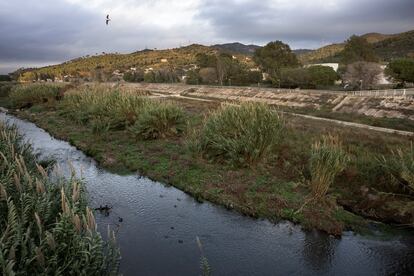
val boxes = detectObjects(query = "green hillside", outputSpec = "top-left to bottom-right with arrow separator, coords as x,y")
298,30 -> 414,64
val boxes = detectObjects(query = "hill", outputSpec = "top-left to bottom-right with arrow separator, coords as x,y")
21,44 -> 255,81
298,29 -> 414,64
298,43 -> 345,64
212,42 -> 261,55
372,30 -> 414,60
292,49 -> 314,55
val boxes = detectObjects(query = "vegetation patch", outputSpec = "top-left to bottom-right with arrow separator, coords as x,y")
4,84 -> 414,235
129,101 -> 186,140
197,102 -> 284,167
9,84 -> 63,108
0,121 -> 119,275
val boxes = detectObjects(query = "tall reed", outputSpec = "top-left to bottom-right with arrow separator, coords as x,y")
0,121 -> 120,275
380,145 -> 414,194
197,102 -> 284,167
9,84 -> 61,108
309,134 -> 349,200
129,100 -> 186,140
60,85 -> 148,129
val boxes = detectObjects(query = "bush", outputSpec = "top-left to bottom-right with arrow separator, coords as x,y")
197,102 -> 284,167
0,122 -> 119,274
123,70 -> 144,83
129,101 -> 186,140
309,135 -> 349,200
9,84 -> 61,108
0,83 -> 15,98
186,70 -> 202,85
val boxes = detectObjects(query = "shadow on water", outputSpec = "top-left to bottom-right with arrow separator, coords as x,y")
1,112 -> 414,276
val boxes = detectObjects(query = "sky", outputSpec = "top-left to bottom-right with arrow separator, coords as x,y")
0,0 -> 413,74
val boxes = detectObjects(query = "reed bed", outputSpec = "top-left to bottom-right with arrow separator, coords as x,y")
0,121 -> 119,275
381,145 -> 414,194
60,86 -> 150,130
309,134 -> 349,200
197,102 -> 284,167
9,84 -> 62,108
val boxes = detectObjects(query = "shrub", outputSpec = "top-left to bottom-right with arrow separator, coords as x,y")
129,101 -> 186,140
0,122 -> 119,274
197,102 -> 284,167
309,135 -> 349,200
9,84 -> 61,108
0,83 -> 15,98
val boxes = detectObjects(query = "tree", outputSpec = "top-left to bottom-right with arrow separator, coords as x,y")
386,58 -> 414,85
0,75 -> 11,82
307,66 -> 339,87
186,70 -> 202,85
199,67 -> 218,84
216,53 -> 233,85
343,62 -> 382,90
253,41 -> 300,78
123,70 -> 144,82
196,53 -> 217,68
279,68 -> 310,88
19,71 -> 37,82
341,35 -> 378,64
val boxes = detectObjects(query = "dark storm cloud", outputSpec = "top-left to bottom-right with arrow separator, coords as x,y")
0,0 -> 100,64
0,0 -> 413,74
198,0 -> 414,48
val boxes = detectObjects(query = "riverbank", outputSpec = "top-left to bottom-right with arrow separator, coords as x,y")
1,83 -> 414,235
3,111 -> 413,275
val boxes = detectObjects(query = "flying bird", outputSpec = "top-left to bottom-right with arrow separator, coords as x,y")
106,14 -> 111,25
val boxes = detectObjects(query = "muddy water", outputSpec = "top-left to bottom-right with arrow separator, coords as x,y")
1,112 -> 414,276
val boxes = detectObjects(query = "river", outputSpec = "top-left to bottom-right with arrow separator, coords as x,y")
1,112 -> 413,275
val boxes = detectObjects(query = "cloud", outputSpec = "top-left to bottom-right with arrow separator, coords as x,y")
0,0 -> 413,73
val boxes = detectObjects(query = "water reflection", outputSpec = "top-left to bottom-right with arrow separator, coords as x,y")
302,230 -> 338,272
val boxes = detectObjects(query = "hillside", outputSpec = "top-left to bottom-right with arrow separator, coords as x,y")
212,42 -> 261,55
373,30 -> 414,60
298,43 -> 345,64
298,29 -> 414,64
24,44 -> 255,80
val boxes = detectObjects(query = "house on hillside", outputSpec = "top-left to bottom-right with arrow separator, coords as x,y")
160,58 -> 168,63
144,67 -> 154,74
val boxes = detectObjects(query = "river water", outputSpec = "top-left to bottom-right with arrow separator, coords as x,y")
1,112 -> 413,276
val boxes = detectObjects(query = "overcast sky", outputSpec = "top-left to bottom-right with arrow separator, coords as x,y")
0,0 -> 413,74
